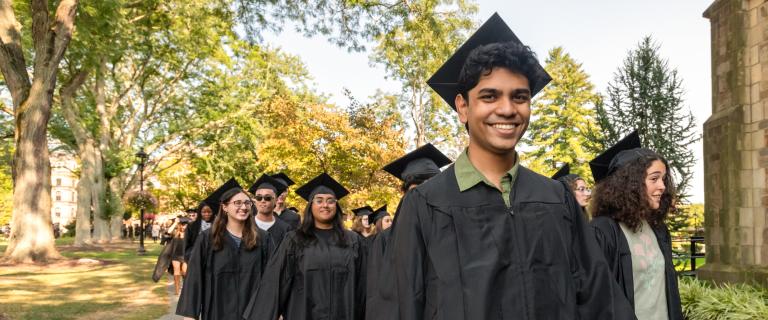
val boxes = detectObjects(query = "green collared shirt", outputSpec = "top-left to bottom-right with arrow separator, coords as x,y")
454,148 -> 519,207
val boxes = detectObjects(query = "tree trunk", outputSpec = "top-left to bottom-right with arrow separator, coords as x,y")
108,177 -> 125,241
72,141 -> 95,246
5,91 -> 61,262
0,0 -> 79,263
60,70 -> 92,246
90,154 -> 109,243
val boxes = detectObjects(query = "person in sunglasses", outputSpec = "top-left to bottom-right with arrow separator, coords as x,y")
248,174 -> 293,256
177,183 -> 268,320
244,173 -> 367,320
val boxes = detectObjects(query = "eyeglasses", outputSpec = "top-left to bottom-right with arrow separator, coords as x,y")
254,195 -> 274,202
575,187 -> 592,193
312,198 -> 337,205
229,200 -> 253,207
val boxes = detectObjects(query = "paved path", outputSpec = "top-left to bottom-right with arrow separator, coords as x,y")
157,276 -> 183,320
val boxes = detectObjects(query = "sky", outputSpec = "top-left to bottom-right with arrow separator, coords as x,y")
262,0 -> 714,203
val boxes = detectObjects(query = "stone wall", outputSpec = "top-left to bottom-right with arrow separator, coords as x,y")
700,0 -> 768,284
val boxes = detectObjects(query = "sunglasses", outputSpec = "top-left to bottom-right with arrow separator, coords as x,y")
254,195 -> 274,202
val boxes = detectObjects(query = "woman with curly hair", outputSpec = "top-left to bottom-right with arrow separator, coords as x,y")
589,132 -> 683,320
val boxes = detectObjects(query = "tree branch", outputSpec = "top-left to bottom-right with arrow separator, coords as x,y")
0,0 -> 31,109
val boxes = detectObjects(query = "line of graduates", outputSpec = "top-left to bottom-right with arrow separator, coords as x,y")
174,12 -> 682,320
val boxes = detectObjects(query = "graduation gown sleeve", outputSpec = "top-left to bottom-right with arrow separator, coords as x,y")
176,230 -> 209,319
243,232 -> 297,320
391,189 -> 429,320
561,185 -> 635,319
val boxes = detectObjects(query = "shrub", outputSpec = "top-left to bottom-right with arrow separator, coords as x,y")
679,277 -> 768,319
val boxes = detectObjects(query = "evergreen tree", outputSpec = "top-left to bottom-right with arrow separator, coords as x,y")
596,36 -> 699,199
524,47 -> 602,181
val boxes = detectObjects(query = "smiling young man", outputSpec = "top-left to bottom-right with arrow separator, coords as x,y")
248,174 -> 293,256
389,13 -> 634,320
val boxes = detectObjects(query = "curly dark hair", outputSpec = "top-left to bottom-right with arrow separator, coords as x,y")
457,41 -> 542,102
591,153 -> 675,232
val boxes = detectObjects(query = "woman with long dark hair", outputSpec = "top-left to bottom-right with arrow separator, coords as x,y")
177,184 -> 268,320
589,132 -> 683,320
244,173 -> 367,320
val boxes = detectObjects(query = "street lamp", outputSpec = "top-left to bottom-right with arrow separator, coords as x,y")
136,148 -> 148,255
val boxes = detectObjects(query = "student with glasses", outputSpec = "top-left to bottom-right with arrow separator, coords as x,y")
244,173 -> 367,320
177,183 -> 269,320
552,164 -> 593,220
248,174 -> 293,257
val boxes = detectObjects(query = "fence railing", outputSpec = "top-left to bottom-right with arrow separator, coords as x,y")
671,235 -> 705,277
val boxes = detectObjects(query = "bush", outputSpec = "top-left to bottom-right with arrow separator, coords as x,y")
61,220 -> 76,238
679,277 -> 768,319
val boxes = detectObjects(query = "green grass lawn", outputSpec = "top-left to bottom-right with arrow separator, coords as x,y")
0,237 -> 170,320
674,257 -> 706,272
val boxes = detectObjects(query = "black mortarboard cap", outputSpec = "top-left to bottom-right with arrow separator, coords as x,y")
371,205 -> 390,223
551,164 -> 571,180
270,173 -> 295,187
352,206 -> 374,217
248,174 -> 288,195
382,143 -> 452,181
589,131 -> 649,182
295,173 -> 350,201
427,13 -> 551,111
202,178 -> 242,215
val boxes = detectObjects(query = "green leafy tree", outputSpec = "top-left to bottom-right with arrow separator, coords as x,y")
523,47 -> 602,181
596,36 -> 700,199
371,0 -> 476,150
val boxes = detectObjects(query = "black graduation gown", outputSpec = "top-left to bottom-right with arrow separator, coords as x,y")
276,208 -> 301,230
590,216 -> 683,320
184,220 -> 202,262
260,217 -> 293,257
390,165 -> 635,320
364,229 -> 396,320
151,238 -> 175,282
176,228 -> 268,320
243,229 -> 367,320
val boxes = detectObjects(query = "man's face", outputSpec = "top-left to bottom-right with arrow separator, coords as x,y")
456,68 -> 531,156
188,212 -> 197,221
254,189 -> 277,215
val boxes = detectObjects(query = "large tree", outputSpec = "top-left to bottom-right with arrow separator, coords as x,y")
48,0 -> 443,244
371,0 -> 476,150
0,0 -> 79,263
596,36 -> 699,199
523,47 -> 602,180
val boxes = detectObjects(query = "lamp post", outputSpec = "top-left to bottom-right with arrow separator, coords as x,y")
136,148 -> 148,255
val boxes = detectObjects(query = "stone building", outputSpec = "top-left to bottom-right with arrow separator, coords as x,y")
50,150 -> 78,227
701,0 -> 768,283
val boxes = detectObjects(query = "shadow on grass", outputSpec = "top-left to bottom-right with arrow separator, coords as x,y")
0,240 -> 169,320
